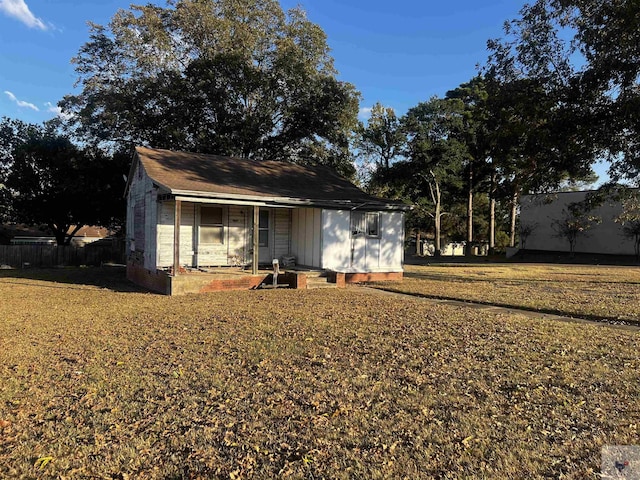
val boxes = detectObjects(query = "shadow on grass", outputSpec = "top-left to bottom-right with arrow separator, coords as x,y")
404,250 -> 640,266
0,265 -> 150,293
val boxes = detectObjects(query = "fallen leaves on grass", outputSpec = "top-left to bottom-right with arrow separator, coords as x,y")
378,264 -> 640,321
0,268 -> 639,479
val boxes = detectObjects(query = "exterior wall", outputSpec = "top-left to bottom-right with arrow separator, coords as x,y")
291,208 -> 322,268
321,210 -> 350,271
157,201 -> 196,268
126,162 -> 158,271
273,209 -> 291,261
520,191 -> 636,255
379,211 -> 404,269
321,210 -> 404,273
157,203 -> 252,268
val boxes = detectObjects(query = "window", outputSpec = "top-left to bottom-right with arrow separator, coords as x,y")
258,209 -> 269,247
351,212 -> 379,237
200,207 -> 224,244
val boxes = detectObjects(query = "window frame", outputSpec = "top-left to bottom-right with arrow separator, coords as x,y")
351,211 -> 380,238
199,206 -> 225,245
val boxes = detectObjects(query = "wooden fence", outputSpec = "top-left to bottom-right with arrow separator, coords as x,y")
0,240 -> 126,268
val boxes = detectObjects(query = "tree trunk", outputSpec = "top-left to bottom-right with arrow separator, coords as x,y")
509,191 -> 519,248
427,170 -> 443,257
488,170 -> 496,255
434,200 -> 441,257
466,164 -> 473,256
416,231 -> 421,255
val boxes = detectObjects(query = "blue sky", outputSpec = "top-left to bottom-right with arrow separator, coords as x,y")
0,0 -> 524,125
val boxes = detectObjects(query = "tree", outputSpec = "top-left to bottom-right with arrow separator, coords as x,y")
615,191 -> 640,261
61,0 -> 360,175
445,77 -> 492,255
4,120 -> 126,245
487,0 -> 640,186
356,102 -> 405,181
552,203 -> 601,257
400,98 -> 466,256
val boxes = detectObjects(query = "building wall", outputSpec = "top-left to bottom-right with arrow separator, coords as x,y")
321,210 -> 404,273
291,208 -> 323,268
157,203 -> 252,268
520,191 -> 636,255
127,161 -> 158,271
273,209 -> 292,261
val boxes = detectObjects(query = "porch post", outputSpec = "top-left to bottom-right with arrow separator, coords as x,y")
173,199 -> 181,276
252,205 -> 259,275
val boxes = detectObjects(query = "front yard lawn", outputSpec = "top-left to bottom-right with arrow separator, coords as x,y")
1,268 -> 639,478
376,264 -> 640,322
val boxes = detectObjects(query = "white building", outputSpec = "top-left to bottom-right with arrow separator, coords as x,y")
125,147 -> 410,294
519,190 -> 637,256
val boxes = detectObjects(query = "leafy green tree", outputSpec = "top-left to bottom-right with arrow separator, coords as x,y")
4,120 -> 126,245
398,98 -> 466,256
445,77 -> 493,254
61,0 -> 360,175
356,102 -> 405,176
0,117 -> 42,223
486,0 -> 640,186
614,191 -> 640,260
552,203 -> 601,258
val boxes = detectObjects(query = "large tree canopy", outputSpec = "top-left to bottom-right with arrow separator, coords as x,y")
61,0 -> 360,176
1,118 -> 127,245
486,0 -> 640,185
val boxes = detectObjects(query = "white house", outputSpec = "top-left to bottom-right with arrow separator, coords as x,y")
125,147 -> 410,294
519,190 -> 638,256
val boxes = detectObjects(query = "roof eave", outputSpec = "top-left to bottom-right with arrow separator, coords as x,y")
164,189 -> 411,211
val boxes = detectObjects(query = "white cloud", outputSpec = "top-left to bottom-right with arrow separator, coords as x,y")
4,90 -> 39,111
358,107 -> 373,120
0,0 -> 47,30
45,101 -> 73,120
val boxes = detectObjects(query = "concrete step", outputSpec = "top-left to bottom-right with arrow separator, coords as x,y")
306,276 -> 336,289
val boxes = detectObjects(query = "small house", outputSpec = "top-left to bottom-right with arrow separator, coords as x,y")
125,147 -> 410,294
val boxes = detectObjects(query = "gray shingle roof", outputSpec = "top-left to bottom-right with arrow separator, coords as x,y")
134,147 -> 409,210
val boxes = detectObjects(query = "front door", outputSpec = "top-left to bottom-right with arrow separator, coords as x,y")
258,208 -> 273,264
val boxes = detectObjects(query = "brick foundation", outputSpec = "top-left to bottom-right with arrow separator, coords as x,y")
127,262 -> 171,294
326,271 -> 346,287
344,271 -> 403,284
127,263 -> 309,295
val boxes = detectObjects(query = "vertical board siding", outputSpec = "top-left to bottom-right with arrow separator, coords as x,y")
274,209 -> 291,260
321,210 -> 404,272
290,208 -> 321,268
227,206 -> 248,265
313,209 -> 322,267
157,201 -> 174,267
380,212 -> 404,268
321,210 -> 351,271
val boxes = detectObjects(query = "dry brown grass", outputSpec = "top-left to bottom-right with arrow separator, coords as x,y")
1,267 -> 639,479
376,264 -> 640,322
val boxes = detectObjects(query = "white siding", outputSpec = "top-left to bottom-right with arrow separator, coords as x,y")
321,210 -> 351,270
196,205 -> 227,266
126,161 -> 158,271
321,210 -> 404,272
157,204 -> 252,268
156,201 -> 196,268
291,208 -> 322,268
274,209 -> 291,260
227,206 -> 248,264
380,212 -> 404,268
